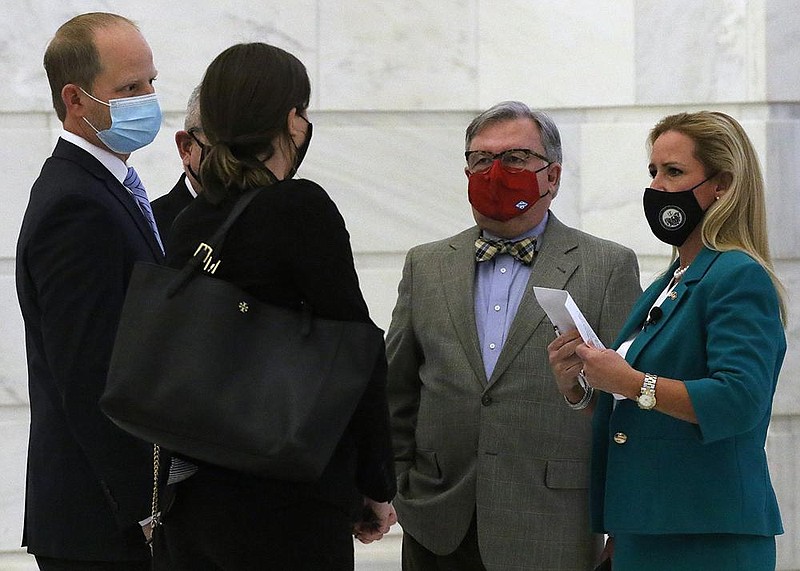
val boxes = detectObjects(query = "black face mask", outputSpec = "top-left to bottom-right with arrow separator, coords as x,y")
642,177 -> 711,247
286,114 -> 312,179
186,129 -> 206,183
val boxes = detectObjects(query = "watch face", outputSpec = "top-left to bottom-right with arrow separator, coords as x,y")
638,394 -> 656,409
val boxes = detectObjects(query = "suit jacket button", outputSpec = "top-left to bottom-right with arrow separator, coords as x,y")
481,395 -> 493,406
613,432 -> 628,444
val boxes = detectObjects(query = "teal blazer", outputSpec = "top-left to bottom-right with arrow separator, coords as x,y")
591,247 -> 785,536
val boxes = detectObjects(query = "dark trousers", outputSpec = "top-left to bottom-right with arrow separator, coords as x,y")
36,557 -> 149,571
402,511 -> 486,571
152,468 -> 354,571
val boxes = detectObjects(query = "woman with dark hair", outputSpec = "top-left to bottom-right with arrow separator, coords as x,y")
152,42 -> 396,570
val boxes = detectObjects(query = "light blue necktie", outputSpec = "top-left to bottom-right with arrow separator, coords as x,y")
124,166 -> 164,254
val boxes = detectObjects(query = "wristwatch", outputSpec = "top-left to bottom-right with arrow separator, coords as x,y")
637,373 -> 658,410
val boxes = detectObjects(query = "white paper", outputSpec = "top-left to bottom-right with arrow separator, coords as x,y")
534,286 -> 626,400
533,287 -> 604,349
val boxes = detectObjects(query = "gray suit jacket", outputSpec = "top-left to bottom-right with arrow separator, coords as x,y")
386,213 -> 641,571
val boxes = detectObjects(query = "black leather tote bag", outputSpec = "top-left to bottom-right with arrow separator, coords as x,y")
102,189 -> 383,480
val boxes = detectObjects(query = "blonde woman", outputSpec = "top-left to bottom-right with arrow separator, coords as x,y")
549,111 -> 785,570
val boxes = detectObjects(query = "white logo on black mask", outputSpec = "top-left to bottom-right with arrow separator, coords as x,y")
642,176 -> 712,246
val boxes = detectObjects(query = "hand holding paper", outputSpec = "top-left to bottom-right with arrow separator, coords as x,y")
536,287 -> 626,400
534,287 -> 604,349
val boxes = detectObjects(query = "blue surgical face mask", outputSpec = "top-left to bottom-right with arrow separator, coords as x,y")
80,87 -> 162,153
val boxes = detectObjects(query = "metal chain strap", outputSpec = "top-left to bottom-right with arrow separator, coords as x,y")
148,444 -> 161,551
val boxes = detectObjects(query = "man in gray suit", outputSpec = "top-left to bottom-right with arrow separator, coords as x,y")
386,101 -> 641,570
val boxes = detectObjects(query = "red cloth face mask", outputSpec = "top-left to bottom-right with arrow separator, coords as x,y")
468,160 -> 549,222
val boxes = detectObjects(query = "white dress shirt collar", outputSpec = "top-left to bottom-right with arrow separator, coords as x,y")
60,130 -> 129,184
183,174 -> 198,199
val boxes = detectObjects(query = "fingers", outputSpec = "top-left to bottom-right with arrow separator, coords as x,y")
546,329 -> 582,352
548,331 -> 585,380
353,501 -> 397,544
353,525 -> 385,544
574,342 -> 596,360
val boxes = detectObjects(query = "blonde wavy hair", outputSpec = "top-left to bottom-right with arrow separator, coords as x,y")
648,111 -> 787,326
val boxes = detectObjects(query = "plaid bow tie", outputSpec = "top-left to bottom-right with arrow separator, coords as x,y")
475,236 -> 536,265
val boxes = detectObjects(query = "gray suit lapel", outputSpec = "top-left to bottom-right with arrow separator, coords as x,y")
490,214 -> 580,383
440,227 -> 488,386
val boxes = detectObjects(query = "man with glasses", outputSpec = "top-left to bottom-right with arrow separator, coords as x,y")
153,85 -> 205,244
386,101 -> 641,570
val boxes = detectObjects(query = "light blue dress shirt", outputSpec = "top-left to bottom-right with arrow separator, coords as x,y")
474,212 -> 548,380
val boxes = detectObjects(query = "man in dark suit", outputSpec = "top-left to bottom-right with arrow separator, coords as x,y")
386,101 -> 642,570
16,12 -> 164,570
152,85 -> 205,243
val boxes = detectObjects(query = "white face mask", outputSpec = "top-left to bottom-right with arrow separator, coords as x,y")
80,87 -> 162,153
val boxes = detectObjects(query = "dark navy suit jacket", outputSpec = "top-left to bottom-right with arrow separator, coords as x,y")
16,138 -> 163,560
152,173 -> 194,246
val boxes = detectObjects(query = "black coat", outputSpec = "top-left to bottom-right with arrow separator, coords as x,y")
164,177 -> 396,513
152,173 -> 194,246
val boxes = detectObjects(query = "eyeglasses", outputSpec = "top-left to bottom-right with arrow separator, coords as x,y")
187,128 -> 206,150
465,148 -> 550,174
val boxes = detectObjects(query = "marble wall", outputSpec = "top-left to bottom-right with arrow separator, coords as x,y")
1,1 -> 798,569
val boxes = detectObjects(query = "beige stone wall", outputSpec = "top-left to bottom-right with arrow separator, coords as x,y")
1,1 -> 798,569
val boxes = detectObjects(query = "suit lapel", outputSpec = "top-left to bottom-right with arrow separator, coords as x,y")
54,139 -> 165,262
613,284 -> 663,349
490,214 -> 579,383
439,227 -> 488,386
624,248 -> 720,365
